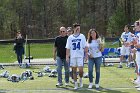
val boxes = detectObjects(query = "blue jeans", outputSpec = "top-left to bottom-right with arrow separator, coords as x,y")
56,56 -> 69,83
16,47 -> 24,65
88,57 -> 102,84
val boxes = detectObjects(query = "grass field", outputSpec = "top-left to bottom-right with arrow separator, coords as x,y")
0,43 -> 54,63
0,41 -> 119,63
0,44 -> 17,63
0,64 -> 139,93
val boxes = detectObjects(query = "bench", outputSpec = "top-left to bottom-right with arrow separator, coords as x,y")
102,48 -> 121,66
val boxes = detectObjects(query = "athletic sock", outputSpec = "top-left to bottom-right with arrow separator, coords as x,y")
138,76 -> 140,81
79,78 -> 82,82
120,62 -> 122,65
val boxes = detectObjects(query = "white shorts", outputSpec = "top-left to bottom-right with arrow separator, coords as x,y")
136,52 -> 140,65
120,45 -> 131,55
70,57 -> 84,67
136,52 -> 140,73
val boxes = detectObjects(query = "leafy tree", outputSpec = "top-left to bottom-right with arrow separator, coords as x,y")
0,0 -> 140,39
107,6 -> 127,37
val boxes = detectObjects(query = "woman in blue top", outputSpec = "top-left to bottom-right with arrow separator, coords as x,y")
87,28 -> 104,89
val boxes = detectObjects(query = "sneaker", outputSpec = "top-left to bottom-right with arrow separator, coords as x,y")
88,83 -> 93,89
126,62 -> 132,68
134,81 -> 140,85
79,78 -> 83,88
135,84 -> 140,88
74,82 -> 78,90
70,79 -> 74,84
134,79 -> 139,83
137,88 -> 140,91
118,65 -> 123,68
126,63 -> 130,68
19,63 -> 22,67
65,83 -> 69,86
134,80 -> 140,85
56,83 -> 63,86
95,84 -> 99,89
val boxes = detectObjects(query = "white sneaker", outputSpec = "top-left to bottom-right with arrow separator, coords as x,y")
126,63 -> 130,68
134,79 -> 139,83
88,83 -> 93,89
65,83 -> 69,86
95,84 -> 99,89
135,84 -> 140,88
74,82 -> 78,90
137,87 -> 140,91
134,80 -> 140,85
70,79 -> 74,84
56,83 -> 63,86
79,78 -> 83,88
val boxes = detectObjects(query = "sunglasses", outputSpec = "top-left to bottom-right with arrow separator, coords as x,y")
60,31 -> 65,33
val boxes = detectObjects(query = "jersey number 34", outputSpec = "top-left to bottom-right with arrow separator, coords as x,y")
72,42 -> 80,50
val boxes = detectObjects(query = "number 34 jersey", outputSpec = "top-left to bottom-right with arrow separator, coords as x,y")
66,33 -> 87,58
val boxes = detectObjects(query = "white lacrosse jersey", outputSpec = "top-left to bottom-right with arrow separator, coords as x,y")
121,32 -> 132,43
135,32 -> 140,64
136,32 -> 140,44
66,33 -> 87,58
136,32 -> 140,51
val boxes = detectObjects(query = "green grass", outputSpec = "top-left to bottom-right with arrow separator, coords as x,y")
0,44 -> 17,63
0,41 -> 120,63
30,43 -> 53,58
0,43 -> 54,63
0,64 -> 139,93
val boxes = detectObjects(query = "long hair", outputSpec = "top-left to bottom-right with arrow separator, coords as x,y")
87,28 -> 99,43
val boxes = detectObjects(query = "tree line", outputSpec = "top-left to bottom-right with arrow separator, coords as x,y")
0,0 -> 139,39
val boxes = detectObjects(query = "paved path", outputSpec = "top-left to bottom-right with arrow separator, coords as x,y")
0,58 -> 120,66
23,58 -> 120,64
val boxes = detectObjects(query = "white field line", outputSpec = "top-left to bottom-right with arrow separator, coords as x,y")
0,87 -> 137,92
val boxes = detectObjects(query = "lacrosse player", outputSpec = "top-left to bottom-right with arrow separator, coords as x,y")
66,23 -> 88,90
118,25 -> 133,68
132,20 -> 140,86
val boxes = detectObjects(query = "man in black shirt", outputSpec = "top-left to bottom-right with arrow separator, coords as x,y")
53,26 -> 69,86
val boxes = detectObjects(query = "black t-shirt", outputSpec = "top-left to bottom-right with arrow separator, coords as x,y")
54,35 -> 68,59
